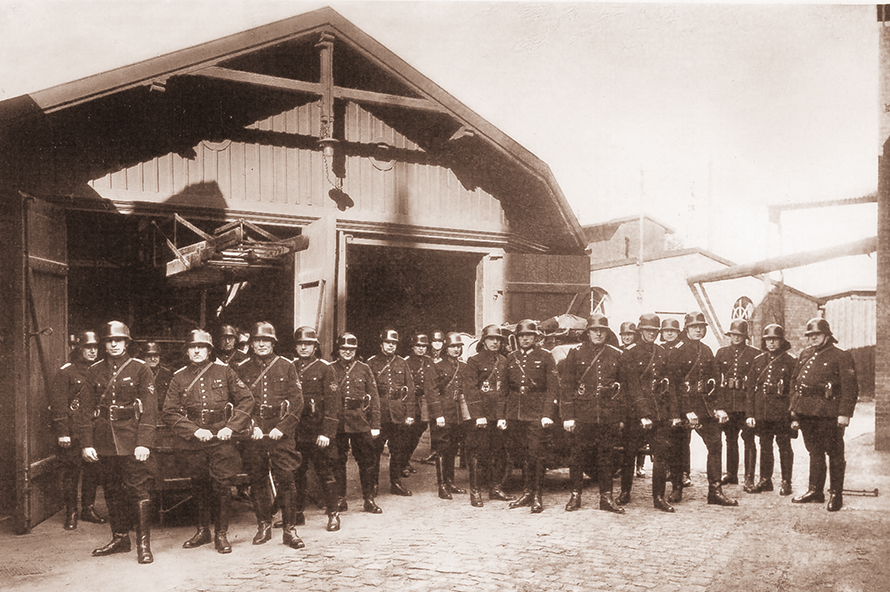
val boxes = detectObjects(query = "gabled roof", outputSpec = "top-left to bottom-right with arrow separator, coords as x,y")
581,214 -> 675,244
0,7 -> 586,253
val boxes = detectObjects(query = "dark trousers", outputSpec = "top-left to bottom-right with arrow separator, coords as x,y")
756,420 -> 793,482
799,417 -> 846,492
294,439 -> 338,513
58,443 -> 102,509
242,435 -> 300,501
335,432 -> 377,499
504,421 -> 550,493
569,423 -> 620,493
692,419 -> 724,484
722,412 -> 756,477
670,426 -> 692,476
618,420 -> 678,498
373,421 -> 412,484
465,421 -> 510,490
96,454 -> 155,534
405,420 -> 428,460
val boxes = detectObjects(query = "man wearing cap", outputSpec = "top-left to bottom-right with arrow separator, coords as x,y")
163,329 -> 254,553
667,312 -> 737,507
465,325 -> 514,506
76,321 -> 158,564
716,319 -> 760,491
367,329 -> 416,497
790,318 -> 858,511
745,324 -> 796,496
561,314 -> 626,514
292,326 -> 343,532
500,319 -> 559,513
405,333 -> 436,477
331,333 -> 383,513
430,333 -> 472,500
617,313 -> 680,512
233,322 -> 304,549
50,330 -> 106,530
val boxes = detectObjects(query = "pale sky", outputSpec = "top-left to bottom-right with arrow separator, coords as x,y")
0,1 -> 879,295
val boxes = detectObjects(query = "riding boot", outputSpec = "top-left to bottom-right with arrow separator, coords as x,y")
468,456 -> 484,507
182,494 -> 212,549
214,491 -> 232,554
281,489 -> 305,549
326,510 -> 341,532
779,444 -> 794,496
752,478 -> 773,493
360,461 -> 382,513
444,454 -> 465,494
489,452 -> 515,501
135,499 -> 153,564
390,478 -> 412,497
509,460 -> 533,508
793,458 -> 826,503
564,490 -> 582,512
80,505 -> 106,524
251,485 -> 274,545
743,446 -> 757,493
827,459 -> 845,512
707,482 -> 739,506
92,489 -> 131,556
64,506 -> 78,531
92,532 -> 131,556
530,460 -> 544,514
598,466 -> 624,514
436,455 -> 452,500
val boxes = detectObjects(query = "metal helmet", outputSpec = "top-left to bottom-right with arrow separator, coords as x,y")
480,324 -> 505,340
76,330 -> 99,347
143,341 -> 162,355
660,318 -> 681,332
251,321 -> 278,342
725,319 -> 749,338
637,314 -> 661,331
683,311 -> 707,330
101,321 -> 131,342
337,332 -> 358,350
619,322 -> 637,335
516,319 -> 539,335
380,329 -> 399,343
220,324 -> 238,338
430,330 -> 445,342
804,317 -> 832,336
586,314 -> 609,330
294,326 -> 319,343
185,329 -> 213,348
444,332 -> 463,348
762,324 -> 786,340
412,333 -> 430,347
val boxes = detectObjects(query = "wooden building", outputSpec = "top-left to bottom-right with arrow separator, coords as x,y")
0,8 -> 589,533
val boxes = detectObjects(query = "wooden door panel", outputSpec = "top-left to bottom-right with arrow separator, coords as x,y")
504,253 -> 590,323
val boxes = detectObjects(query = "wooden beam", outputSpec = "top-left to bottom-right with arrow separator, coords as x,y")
506,282 -> 591,294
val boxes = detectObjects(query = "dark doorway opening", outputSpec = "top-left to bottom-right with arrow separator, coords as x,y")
345,244 -> 480,360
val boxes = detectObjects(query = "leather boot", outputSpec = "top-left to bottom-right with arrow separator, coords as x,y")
80,505 -> 107,524
742,444 -> 757,492
751,478 -> 773,493
326,511 -> 341,532
337,496 -> 349,512
616,489 -> 631,505
390,479 -> 412,496
214,493 -> 232,554
707,482 -> 739,506
468,457 -> 483,507
618,457 -> 633,505
682,472 -> 693,487
281,490 -> 305,549
564,491 -> 582,512
92,532 -> 131,556
436,456 -> 452,500
530,461 -> 544,514
509,460 -> 533,508
183,494 -> 212,548
653,496 -> 675,513
251,486 -> 274,545
135,500 -> 153,564
64,507 -> 78,531
827,459 -> 845,512
362,496 -> 383,514
599,492 -> 625,514
489,451 -> 515,501
444,455 -> 465,494
792,489 -> 825,504
720,473 -> 738,485
667,483 -> 683,503
779,480 -> 793,496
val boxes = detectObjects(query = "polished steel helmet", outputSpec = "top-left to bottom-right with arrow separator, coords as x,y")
219,324 -> 238,338
637,314 -> 661,331
762,324 -> 786,340
619,321 -> 637,335
337,332 -> 358,350
143,341 -> 162,355
480,324 -> 505,340
412,333 -> 430,347
430,330 -> 445,342
251,321 -> 278,342
586,314 -> 609,330
515,319 -> 539,335
725,319 -> 749,338
683,311 -> 707,330
294,326 -> 319,343
380,329 -> 399,343
77,330 -> 99,347
804,317 -> 832,336
185,329 -> 213,348
101,321 -> 131,342
444,332 -> 463,348
660,318 -> 681,332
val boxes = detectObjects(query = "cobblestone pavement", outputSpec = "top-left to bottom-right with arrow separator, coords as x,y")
2,402 -> 888,592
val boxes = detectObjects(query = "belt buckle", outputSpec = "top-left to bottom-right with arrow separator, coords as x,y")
481,381 -> 491,393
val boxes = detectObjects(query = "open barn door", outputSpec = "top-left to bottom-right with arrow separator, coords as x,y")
293,215 -> 337,358
504,253 -> 590,323
15,196 -> 68,533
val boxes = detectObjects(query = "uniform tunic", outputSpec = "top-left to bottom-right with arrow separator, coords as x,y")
368,353 -> 416,484
406,353 -> 437,422
464,349 -> 509,487
715,342 -> 760,478
500,346 -> 559,465
330,358 -> 380,499
746,350 -> 796,482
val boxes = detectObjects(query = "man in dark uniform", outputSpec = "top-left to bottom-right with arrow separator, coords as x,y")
50,330 -> 106,530
661,317 -> 693,490
667,312 -> 737,507
745,324 -> 796,496
715,319 -> 760,491
367,329 -> 416,497
465,325 -> 514,507
217,324 -> 248,365
292,326 -> 343,532
500,319 -> 559,513
76,321 -> 157,564
431,333 -> 472,500
162,329 -> 254,553
143,341 -> 173,410
330,332 -> 383,513
234,321 -> 304,549
404,333 -> 435,477
419,330 -> 447,465
619,322 -> 637,350
790,318 -> 858,511
561,314 -> 625,514
617,313 -> 680,512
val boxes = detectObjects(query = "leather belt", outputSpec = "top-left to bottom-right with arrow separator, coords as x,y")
96,405 -> 137,421
344,398 -> 363,410
257,404 -> 281,419
187,408 -> 227,426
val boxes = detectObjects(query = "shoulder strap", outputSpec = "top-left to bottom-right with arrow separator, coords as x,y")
576,346 -> 607,385
250,356 -> 280,391
337,361 -> 358,392
183,363 -> 215,396
99,358 -> 134,404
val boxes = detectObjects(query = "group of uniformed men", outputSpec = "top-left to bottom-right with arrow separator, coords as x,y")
51,311 -> 858,564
